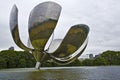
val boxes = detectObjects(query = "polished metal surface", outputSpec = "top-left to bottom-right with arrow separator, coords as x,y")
47,24 -> 89,65
28,1 -> 61,51
10,1 -> 90,69
10,5 -> 32,51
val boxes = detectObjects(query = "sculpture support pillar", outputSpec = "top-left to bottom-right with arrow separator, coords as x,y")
35,62 -> 41,69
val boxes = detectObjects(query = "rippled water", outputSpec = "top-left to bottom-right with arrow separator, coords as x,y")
0,66 -> 120,80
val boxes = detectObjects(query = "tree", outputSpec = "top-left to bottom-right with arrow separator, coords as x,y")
18,59 -> 26,68
93,57 -> 108,66
0,57 -> 7,69
0,50 -> 36,69
82,59 -> 93,66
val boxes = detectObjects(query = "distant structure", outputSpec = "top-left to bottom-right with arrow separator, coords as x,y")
86,54 -> 94,59
89,54 -> 94,59
94,54 -> 101,58
9,46 -> 14,50
79,58 -> 86,61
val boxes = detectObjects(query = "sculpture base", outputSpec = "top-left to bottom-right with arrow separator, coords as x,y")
35,62 -> 41,69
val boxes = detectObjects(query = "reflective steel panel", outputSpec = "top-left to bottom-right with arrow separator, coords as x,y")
48,24 -> 89,64
10,5 -> 32,51
28,1 -> 61,51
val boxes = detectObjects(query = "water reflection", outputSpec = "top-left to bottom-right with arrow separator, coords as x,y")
0,66 -> 120,80
29,68 -> 84,80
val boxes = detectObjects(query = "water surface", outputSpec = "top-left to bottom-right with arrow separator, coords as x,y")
0,66 -> 120,80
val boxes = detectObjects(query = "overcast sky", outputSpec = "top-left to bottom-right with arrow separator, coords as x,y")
0,0 -> 120,58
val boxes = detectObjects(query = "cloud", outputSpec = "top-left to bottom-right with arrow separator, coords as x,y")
0,0 -> 120,57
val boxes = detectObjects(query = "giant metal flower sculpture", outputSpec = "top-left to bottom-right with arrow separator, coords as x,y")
10,1 -> 89,69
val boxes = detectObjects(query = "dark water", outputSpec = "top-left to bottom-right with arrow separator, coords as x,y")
0,66 -> 120,80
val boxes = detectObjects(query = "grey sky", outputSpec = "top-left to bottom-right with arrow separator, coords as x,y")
0,0 -> 120,58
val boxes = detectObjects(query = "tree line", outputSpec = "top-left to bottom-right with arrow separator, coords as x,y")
0,50 -> 120,69
83,50 -> 120,66
0,50 -> 36,69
